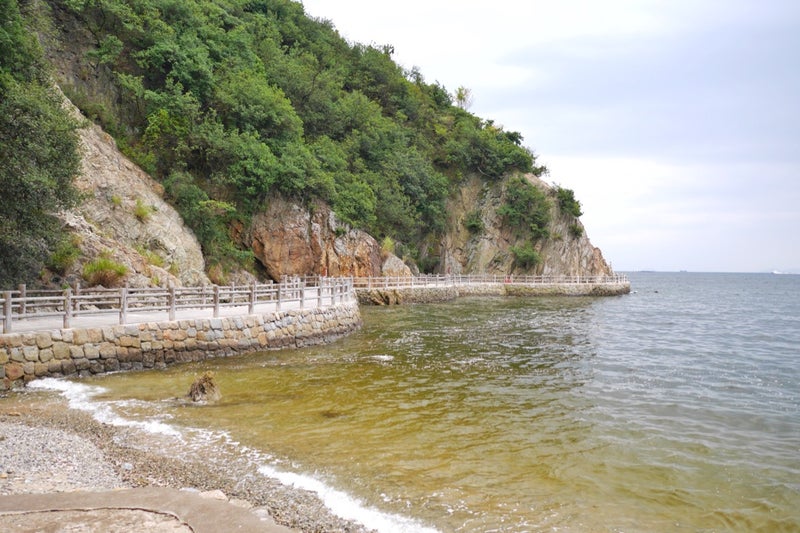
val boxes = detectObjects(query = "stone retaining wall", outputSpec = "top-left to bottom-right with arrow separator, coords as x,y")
357,281 -> 630,305
356,287 -> 458,305
0,302 -> 361,390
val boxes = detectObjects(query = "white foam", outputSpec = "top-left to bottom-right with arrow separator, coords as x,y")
30,378 -> 437,532
258,464 -> 439,533
28,378 -> 182,437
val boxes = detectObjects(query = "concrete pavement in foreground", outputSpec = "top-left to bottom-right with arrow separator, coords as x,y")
0,487 -> 296,532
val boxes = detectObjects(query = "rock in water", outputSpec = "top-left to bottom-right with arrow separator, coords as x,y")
188,371 -> 221,402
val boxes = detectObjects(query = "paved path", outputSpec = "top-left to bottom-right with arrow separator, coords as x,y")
0,487 -> 295,532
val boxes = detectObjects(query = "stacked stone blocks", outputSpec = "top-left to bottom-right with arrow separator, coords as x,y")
0,302 -> 361,390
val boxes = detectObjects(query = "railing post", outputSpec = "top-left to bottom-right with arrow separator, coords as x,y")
168,286 -> 176,321
3,291 -> 12,333
119,287 -> 128,325
300,284 -> 305,309
276,283 -> 282,311
74,281 -> 81,312
63,289 -> 72,329
213,285 -> 220,318
249,282 -> 256,314
18,284 -> 26,316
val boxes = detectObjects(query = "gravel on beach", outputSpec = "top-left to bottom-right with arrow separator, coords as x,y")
0,390 -> 373,532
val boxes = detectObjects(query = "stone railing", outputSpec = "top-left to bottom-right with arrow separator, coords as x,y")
352,273 -> 629,289
1,278 -> 354,334
353,273 -> 631,304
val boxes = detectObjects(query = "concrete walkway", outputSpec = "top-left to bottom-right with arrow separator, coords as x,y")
5,289 -> 352,334
0,487 -> 295,532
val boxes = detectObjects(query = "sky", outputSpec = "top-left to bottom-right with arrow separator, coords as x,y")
300,0 -> 800,272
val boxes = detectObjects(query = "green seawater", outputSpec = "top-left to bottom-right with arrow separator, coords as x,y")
52,273 -> 800,531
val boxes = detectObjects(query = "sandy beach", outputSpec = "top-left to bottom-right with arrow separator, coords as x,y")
0,388 -> 372,532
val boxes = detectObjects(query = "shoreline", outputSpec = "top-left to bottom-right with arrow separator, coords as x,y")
0,387 -> 373,532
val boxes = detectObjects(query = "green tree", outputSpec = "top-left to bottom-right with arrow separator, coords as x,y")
43,0 -> 556,276
0,0 -> 81,287
455,86 -> 473,110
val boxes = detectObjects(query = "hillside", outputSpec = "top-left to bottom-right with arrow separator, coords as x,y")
1,0 -> 614,288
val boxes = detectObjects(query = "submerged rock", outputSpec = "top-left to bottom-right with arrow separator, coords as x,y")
188,371 -> 221,403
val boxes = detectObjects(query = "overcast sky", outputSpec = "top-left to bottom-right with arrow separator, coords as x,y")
300,0 -> 800,272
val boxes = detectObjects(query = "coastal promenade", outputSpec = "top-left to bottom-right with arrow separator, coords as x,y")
0,274 -> 628,389
0,278 -> 361,390
1,278 -> 354,334
1,274 -> 629,333
353,273 -> 631,304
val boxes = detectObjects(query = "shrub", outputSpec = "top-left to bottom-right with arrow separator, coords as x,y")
497,176 -> 551,240
381,236 -> 396,258
82,256 -> 128,287
556,187 -> 583,218
510,243 -> 541,269
47,235 -> 82,275
135,245 -> 165,268
569,223 -> 584,239
464,210 -> 484,233
133,198 -> 153,222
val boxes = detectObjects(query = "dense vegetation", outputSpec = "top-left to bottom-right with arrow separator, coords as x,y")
49,0 -> 545,272
0,0 -> 81,288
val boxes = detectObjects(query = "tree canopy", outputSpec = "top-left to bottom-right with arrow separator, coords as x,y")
0,0 -> 552,285
52,0 -> 543,270
0,0 -> 81,288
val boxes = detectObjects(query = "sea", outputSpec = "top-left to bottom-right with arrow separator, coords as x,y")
23,272 -> 800,532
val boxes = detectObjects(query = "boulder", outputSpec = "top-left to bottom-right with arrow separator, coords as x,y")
188,371 -> 221,402
245,196 -> 387,280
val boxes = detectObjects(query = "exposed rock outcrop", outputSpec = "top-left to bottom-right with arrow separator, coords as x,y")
59,111 -> 210,287
439,173 -> 612,277
245,196 -> 408,280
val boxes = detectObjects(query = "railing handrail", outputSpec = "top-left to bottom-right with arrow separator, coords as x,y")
351,273 -> 629,289
0,278 -> 356,333
0,274 -> 629,333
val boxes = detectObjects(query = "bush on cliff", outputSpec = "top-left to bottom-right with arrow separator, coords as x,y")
510,243 -> 541,269
497,176 -> 551,240
82,256 -> 128,287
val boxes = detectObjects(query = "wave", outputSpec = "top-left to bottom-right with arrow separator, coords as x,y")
28,377 -> 439,533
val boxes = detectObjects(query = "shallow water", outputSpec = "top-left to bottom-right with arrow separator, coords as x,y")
32,273 -> 800,531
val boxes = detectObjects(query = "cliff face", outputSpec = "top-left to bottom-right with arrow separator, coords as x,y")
58,107 -> 608,286
244,196 -> 411,280
62,118 -> 610,285
439,173 -> 612,277
58,104 -> 210,287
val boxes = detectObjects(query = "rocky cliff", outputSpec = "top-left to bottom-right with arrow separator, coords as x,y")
439,173 -> 612,277
33,2 -> 614,286
56,107 -> 609,286
57,104 -> 210,288
244,196 -> 411,280
59,113 -> 610,286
